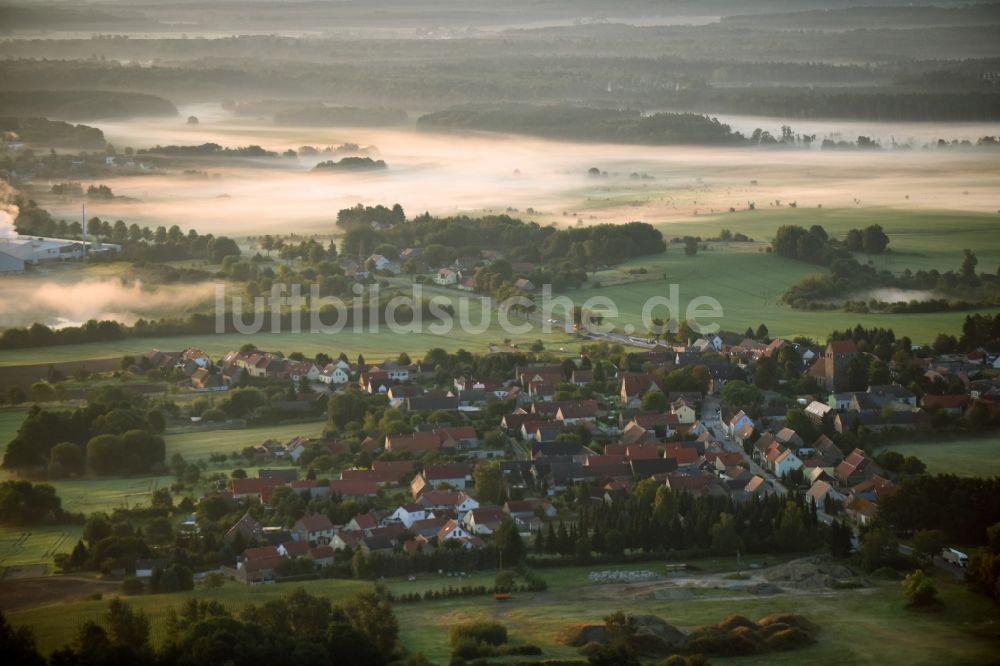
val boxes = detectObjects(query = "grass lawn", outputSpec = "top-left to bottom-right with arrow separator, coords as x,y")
164,420 -> 326,461
876,436 -> 1000,478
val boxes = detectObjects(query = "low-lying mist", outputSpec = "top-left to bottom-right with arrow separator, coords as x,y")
0,277 -> 218,329
36,104 -> 1000,235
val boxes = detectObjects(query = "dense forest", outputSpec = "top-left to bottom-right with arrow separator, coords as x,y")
273,105 -> 407,127
0,90 -> 176,121
0,117 -> 105,149
417,105 -> 746,146
335,204 -> 667,270
0,10 -> 995,119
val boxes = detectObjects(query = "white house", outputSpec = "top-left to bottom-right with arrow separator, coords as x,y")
671,400 -> 696,424
388,503 -> 432,529
292,514 -> 335,544
434,268 -> 458,286
773,449 -> 804,478
437,519 -> 472,541
286,437 -> 310,462
728,410 -> 753,437
319,363 -> 351,385
462,507 -> 505,535
805,400 -> 832,422
383,364 -> 410,381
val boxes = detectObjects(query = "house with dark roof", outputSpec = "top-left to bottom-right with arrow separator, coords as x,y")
835,448 -> 883,487
462,506 -> 505,535
410,463 -> 473,497
293,514 -> 335,544
385,431 -> 442,454
620,373 -> 662,408
225,512 -> 263,544
405,392 -> 460,412
328,479 -> 380,498
531,440 -> 591,462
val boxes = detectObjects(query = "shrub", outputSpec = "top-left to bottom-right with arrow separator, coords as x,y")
449,621 -> 508,647
121,576 -> 144,595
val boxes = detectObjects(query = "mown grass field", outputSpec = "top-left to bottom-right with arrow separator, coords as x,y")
654,208 -> 1000,274
0,324 -> 577,368
0,525 -> 80,571
395,567 -> 1000,665
0,408 -> 28,448
567,243 -> 1000,343
163,420 -> 325,461
876,436 -> 1000,478
38,475 -> 176,516
9,560 -> 999,664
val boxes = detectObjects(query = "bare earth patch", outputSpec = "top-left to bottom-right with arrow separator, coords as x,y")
0,576 -> 122,613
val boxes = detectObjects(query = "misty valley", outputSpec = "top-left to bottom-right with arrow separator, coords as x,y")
0,2 -> 999,665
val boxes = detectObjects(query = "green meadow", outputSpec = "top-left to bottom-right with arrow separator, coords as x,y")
0,408 -> 28,448
0,524 -> 80,571
655,208 -> 1000,274
8,561 -> 999,665
568,246 -> 999,343
0,323 -> 576,368
562,208 -> 1000,342
876,436 -> 1000,478
163,420 -> 325,461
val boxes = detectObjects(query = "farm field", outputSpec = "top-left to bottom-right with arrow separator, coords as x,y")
0,525 -> 80,573
876,436 -> 1000,478
35,475 -> 176,516
0,324 -> 577,368
652,208 -> 1000,275
8,559 -> 999,664
566,242 -> 1000,343
0,408 -> 28,448
163,420 -> 325,461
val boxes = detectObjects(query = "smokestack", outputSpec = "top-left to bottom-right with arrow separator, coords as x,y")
82,203 -> 87,259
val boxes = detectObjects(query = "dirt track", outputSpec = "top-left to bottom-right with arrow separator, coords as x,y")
576,556 -> 862,604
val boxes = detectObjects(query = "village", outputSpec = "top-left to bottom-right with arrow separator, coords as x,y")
127,326 -> 1000,586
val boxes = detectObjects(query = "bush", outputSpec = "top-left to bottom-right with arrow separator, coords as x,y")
121,576 -> 144,595
449,621 -> 508,647
200,408 -> 227,422
761,626 -> 813,651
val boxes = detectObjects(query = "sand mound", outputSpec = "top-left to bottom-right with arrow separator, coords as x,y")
762,558 -> 858,590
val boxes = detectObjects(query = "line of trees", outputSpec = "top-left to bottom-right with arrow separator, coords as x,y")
0,586 -> 404,666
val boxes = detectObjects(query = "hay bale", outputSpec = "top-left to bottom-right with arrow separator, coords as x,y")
757,613 -> 820,638
684,626 -> 763,657
762,626 -> 814,651
717,614 -> 759,633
